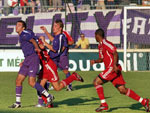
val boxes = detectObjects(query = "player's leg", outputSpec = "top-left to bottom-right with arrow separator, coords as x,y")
51,72 -> 84,91
59,55 -> 72,91
94,75 -> 109,112
63,69 -> 72,91
9,74 -> 26,108
112,70 -> 150,112
117,85 -> 150,112
28,76 -> 54,106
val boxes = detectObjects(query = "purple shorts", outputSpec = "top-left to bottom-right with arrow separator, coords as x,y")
53,55 -> 69,70
19,53 -> 40,77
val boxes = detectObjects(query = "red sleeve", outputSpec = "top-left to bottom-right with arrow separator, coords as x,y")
103,40 -> 116,54
63,31 -> 73,42
98,44 -> 104,59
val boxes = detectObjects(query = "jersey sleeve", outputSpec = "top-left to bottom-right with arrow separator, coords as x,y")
62,34 -> 68,47
103,40 -> 116,54
63,31 -> 73,42
26,30 -> 35,41
98,45 -> 104,59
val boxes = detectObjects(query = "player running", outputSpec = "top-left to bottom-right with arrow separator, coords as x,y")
40,19 -> 74,91
90,28 -> 150,112
9,20 -> 54,108
36,39 -> 84,106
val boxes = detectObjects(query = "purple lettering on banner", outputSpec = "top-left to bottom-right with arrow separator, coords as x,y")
127,10 -> 150,44
94,11 -> 116,36
0,17 -> 21,45
67,12 -> 88,42
26,16 -> 35,30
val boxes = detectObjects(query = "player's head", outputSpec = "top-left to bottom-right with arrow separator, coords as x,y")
16,20 -> 26,34
80,33 -> 85,40
95,28 -> 105,42
53,19 -> 64,35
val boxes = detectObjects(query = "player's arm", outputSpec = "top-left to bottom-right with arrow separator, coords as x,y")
112,50 -> 119,73
90,58 -> 103,65
39,36 -> 56,52
40,26 -> 54,42
30,38 -> 41,53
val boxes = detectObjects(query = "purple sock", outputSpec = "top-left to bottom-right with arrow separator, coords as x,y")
38,96 -> 44,105
16,86 -> 22,104
34,83 -> 51,98
66,72 -> 71,78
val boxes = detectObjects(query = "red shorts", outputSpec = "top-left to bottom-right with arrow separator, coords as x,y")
99,65 -> 126,87
39,59 -> 59,82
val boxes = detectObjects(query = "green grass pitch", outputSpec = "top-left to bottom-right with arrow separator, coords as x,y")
0,71 -> 150,113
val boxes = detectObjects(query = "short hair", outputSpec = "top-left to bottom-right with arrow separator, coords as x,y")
55,19 -> 64,29
95,28 -> 105,38
80,33 -> 85,36
17,20 -> 27,29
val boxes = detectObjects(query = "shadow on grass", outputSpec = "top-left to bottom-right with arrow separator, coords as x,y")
54,96 -> 111,107
73,84 -> 93,90
107,103 -> 145,112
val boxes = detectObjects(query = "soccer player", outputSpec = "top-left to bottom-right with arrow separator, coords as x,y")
36,39 -> 83,106
9,20 -> 54,108
40,19 -> 73,91
90,28 -> 150,112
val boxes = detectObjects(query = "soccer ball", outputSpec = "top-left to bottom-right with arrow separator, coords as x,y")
7,0 -> 18,7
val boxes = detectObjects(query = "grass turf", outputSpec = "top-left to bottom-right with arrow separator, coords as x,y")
0,71 -> 150,113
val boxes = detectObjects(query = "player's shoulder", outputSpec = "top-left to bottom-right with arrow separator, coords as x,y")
102,39 -> 115,48
22,29 -> 34,35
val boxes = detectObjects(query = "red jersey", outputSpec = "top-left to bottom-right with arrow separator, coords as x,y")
38,49 -> 59,82
20,0 -> 28,6
98,39 -> 116,68
63,31 -> 73,42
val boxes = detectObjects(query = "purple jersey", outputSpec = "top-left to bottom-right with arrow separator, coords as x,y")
49,33 -> 68,59
19,29 -> 38,57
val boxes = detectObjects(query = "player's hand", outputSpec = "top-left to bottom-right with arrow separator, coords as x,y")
40,26 -> 47,33
35,48 -> 41,53
90,60 -> 95,65
39,36 -> 45,42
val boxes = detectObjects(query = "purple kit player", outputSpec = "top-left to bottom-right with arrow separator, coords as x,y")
9,20 -> 54,108
40,19 -> 73,91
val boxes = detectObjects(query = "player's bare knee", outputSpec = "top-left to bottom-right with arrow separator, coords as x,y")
93,79 -> 97,86
28,80 -> 35,87
54,87 -> 61,91
119,89 -> 127,95
16,78 -> 22,86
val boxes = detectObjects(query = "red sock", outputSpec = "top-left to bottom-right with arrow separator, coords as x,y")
126,88 -> 145,105
60,73 -> 75,87
95,85 -> 108,106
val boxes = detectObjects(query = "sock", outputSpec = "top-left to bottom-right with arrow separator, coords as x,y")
44,82 -> 50,91
34,82 -> 51,98
66,72 -> 72,89
95,85 -> 108,106
61,73 -> 76,87
16,86 -> 22,104
126,88 -> 146,106
37,91 -> 43,105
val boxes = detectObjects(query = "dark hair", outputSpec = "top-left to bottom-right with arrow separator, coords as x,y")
17,20 -> 27,29
80,33 -> 85,36
95,28 -> 105,38
55,19 -> 64,29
